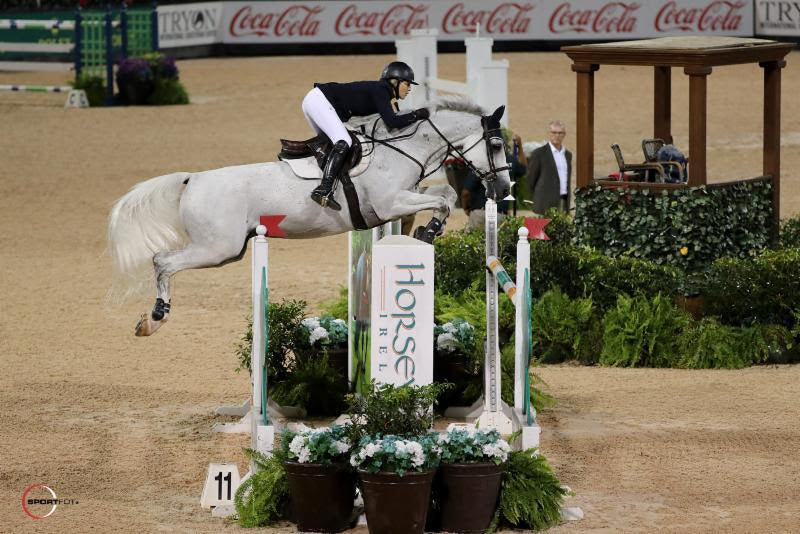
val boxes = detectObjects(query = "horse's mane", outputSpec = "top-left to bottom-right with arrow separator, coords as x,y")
346,95 -> 485,137
432,94 -> 487,117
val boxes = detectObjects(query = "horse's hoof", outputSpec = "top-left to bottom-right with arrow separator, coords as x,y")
413,218 -> 444,244
135,313 -> 167,337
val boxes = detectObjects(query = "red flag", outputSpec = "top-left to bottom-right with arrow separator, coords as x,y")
523,217 -> 550,241
259,215 -> 287,238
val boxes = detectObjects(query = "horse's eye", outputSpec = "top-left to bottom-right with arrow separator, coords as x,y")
490,138 -> 504,151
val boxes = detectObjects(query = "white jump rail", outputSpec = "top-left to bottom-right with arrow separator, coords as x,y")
396,27 -> 509,126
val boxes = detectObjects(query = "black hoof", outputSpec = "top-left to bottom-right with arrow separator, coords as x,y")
414,218 -> 443,244
151,298 -> 171,321
310,191 -> 342,211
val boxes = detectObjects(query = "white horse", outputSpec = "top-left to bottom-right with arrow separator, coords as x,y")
108,97 -> 512,336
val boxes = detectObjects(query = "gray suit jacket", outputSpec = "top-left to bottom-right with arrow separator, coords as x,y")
527,144 -> 572,214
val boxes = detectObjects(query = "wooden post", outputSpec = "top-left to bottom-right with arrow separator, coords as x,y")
573,63 -> 599,188
761,60 -> 785,237
653,66 -> 672,143
685,66 -> 711,186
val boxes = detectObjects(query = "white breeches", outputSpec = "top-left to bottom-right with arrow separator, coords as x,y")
301,87 -> 352,146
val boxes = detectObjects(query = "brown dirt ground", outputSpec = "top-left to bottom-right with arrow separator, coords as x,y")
2,52 -> 800,533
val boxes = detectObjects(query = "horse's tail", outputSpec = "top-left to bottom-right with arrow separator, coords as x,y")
107,172 -> 191,300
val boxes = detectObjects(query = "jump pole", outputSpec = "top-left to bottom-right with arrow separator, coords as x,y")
446,200 -> 541,449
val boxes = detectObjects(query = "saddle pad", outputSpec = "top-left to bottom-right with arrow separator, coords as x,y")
280,133 -> 372,180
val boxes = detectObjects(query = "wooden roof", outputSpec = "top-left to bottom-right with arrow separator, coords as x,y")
563,36 -> 793,67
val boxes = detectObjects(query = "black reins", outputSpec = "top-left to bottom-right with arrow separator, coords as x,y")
359,114 -> 511,197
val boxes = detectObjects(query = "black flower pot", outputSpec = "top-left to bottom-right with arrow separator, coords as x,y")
438,462 -> 503,533
359,469 -> 435,534
284,462 -> 356,532
117,77 -> 153,105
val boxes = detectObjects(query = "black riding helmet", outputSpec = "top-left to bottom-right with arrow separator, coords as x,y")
380,61 -> 419,85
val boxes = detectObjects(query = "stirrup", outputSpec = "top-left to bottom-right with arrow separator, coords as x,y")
311,189 -> 341,211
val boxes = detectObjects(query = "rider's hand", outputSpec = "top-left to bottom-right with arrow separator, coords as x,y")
414,107 -> 430,120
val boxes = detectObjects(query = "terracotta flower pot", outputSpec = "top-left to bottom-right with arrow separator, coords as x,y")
438,462 -> 503,533
284,462 -> 356,532
359,469 -> 435,534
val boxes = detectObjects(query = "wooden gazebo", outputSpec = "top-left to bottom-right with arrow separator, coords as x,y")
562,36 -> 793,228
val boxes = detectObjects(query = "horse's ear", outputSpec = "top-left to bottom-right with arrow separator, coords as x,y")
492,106 -> 505,123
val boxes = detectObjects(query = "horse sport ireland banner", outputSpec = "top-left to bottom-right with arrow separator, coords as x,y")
214,0 -> 754,44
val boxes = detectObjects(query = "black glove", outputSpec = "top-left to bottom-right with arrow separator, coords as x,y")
414,107 -> 430,121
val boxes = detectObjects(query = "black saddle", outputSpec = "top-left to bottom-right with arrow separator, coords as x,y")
279,131 -> 363,170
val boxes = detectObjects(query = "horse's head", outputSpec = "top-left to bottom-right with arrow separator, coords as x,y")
455,105 -> 512,202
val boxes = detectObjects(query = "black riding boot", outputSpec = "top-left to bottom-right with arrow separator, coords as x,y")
310,140 -> 349,210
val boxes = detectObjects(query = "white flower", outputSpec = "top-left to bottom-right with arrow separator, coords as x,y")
302,317 -> 320,329
333,318 -> 346,327
309,326 -> 329,345
437,332 -> 458,352
297,447 -> 311,463
289,435 -> 306,456
482,441 -> 510,462
363,442 -> 380,458
334,440 -> 350,453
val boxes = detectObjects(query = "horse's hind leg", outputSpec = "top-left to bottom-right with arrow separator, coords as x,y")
135,239 -> 246,336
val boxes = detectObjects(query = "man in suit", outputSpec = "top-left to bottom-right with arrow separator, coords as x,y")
527,120 -> 572,214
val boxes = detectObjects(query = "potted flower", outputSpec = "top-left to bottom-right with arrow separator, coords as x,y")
115,56 -> 153,105
435,427 -> 511,533
280,424 -> 356,532
301,315 -> 349,377
350,434 -> 441,534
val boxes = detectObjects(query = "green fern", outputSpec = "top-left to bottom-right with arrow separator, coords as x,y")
532,288 -> 599,363
234,450 -> 289,528
600,294 -> 690,367
500,342 -> 555,413
499,449 -> 567,530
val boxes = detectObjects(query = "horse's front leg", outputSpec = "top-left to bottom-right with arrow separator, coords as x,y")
382,184 -> 457,243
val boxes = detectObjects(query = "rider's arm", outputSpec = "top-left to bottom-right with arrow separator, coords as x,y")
374,88 -> 418,130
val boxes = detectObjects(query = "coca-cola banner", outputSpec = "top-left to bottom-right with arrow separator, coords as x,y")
756,0 -> 800,36
220,0 -> 754,43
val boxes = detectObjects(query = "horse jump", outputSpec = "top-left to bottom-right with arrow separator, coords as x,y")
1,5 -> 158,105
446,199 -> 541,449
107,98 -> 512,337
396,27 -> 509,126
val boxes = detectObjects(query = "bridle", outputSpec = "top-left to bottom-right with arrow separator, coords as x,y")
360,113 -> 511,199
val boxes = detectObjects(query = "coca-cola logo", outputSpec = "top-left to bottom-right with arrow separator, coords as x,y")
442,2 -> 534,35
549,2 -> 639,34
229,5 -> 322,38
655,0 -> 745,32
334,3 -> 428,36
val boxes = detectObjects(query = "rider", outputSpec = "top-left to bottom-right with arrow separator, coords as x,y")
302,61 -> 431,210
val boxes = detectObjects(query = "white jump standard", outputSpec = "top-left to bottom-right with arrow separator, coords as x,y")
396,27 -> 509,126
446,199 -> 541,449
